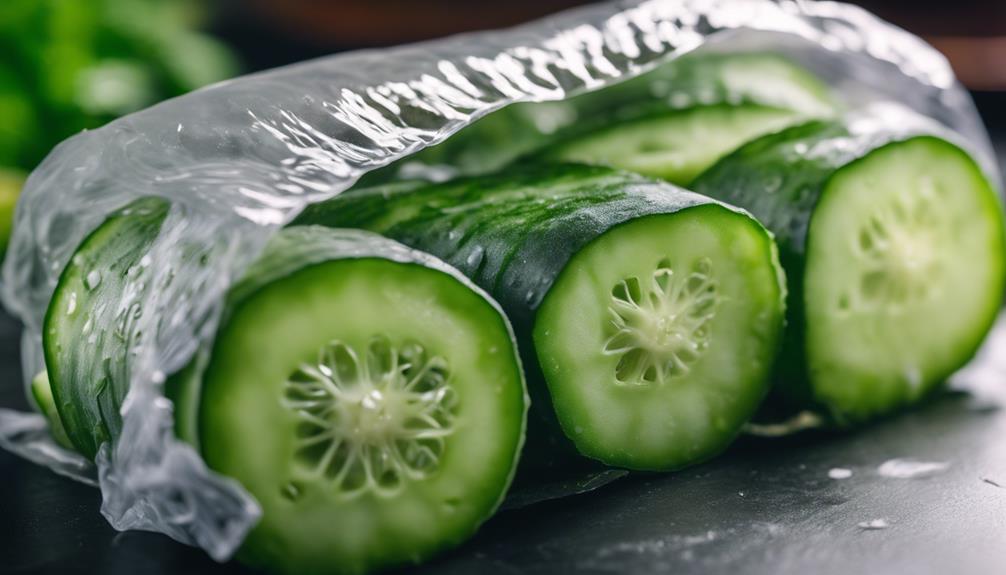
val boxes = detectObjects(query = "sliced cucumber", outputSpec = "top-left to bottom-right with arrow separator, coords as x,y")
693,121 -> 1006,423
30,370 -> 73,449
43,197 -> 170,459
389,52 -> 836,180
294,163 -> 787,471
44,210 -> 528,574
196,227 -> 527,575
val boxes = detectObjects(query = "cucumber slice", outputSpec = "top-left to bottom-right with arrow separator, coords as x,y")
196,227 -> 527,574
389,52 -> 836,180
30,370 -> 73,449
43,197 -> 170,459
294,164 -> 787,471
693,121 -> 1006,423
44,208 -> 528,574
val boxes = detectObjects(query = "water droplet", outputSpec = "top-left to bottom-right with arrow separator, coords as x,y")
443,497 -> 461,513
763,174 -> 783,194
66,292 -> 77,316
280,481 -> 303,502
793,142 -> 809,155
857,518 -> 889,530
465,247 -> 484,269
878,458 -> 949,479
829,467 -> 853,479
84,270 -> 102,290
904,367 -> 921,389
524,289 -> 537,304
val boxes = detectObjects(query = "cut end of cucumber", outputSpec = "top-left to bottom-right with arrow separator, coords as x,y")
198,242 -> 527,575
805,136 -> 1006,422
283,336 -> 458,499
534,205 -> 786,471
30,370 -> 73,449
604,257 -> 718,386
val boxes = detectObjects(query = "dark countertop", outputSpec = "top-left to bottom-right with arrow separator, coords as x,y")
3,105 -> 1006,575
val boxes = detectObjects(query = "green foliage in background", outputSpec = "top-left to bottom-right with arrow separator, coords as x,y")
0,0 -> 240,173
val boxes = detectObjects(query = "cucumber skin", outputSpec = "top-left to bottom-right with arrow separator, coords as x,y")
43,198 -> 171,459
691,121 -> 1002,421
293,163 -> 781,471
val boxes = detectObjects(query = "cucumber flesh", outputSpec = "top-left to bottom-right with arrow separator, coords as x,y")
294,164 -> 787,471
694,122 -> 1006,422
805,137 -> 1005,420
30,370 -> 73,449
538,103 -> 801,185
197,227 -> 527,575
534,207 -> 786,468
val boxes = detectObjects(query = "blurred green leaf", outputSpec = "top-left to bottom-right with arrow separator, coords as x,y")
0,169 -> 25,257
0,0 -> 241,173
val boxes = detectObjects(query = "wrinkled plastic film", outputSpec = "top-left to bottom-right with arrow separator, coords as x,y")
0,0 -> 996,561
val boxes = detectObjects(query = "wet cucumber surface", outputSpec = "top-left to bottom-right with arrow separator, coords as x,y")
693,121 -> 1006,423
294,164 -> 786,471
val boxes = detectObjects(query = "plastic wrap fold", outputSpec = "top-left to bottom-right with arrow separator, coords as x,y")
0,0 -> 997,561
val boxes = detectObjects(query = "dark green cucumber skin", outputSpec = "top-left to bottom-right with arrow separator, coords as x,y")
691,120 -> 994,422
293,163 -> 746,473
43,197 -> 170,459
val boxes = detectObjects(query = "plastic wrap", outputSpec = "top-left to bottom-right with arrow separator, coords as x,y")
0,0 -> 998,562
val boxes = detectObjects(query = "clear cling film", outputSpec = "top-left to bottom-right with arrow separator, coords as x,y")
0,0 -> 997,562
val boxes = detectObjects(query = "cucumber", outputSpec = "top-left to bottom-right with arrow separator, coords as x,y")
44,208 -> 528,574
293,163 -> 787,471
44,197 -> 170,459
30,370 -> 73,449
537,103 -> 802,186
533,52 -> 836,186
692,121 -> 1006,423
395,52 -> 835,185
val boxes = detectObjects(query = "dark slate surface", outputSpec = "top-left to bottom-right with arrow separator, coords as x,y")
3,120 -> 1005,575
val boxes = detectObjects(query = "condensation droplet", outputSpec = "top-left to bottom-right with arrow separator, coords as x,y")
829,467 -> 853,479
84,270 -> 102,290
857,518 -> 889,530
280,481 -> 303,502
